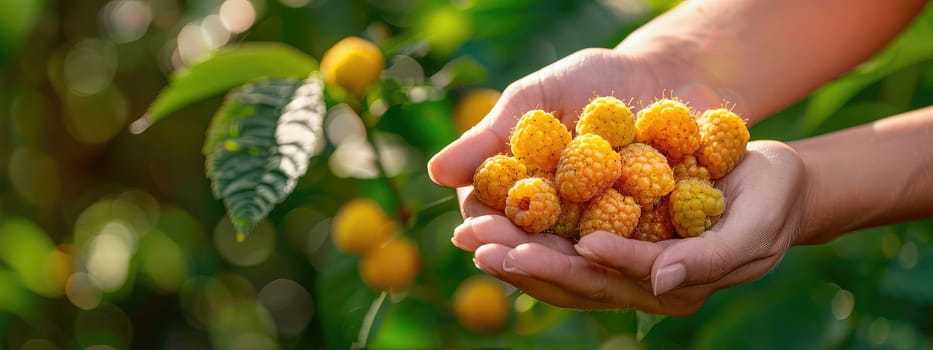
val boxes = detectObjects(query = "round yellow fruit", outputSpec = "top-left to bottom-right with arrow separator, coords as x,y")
453,276 -> 510,332
331,198 -> 396,255
359,238 -> 420,292
320,36 -> 384,96
453,89 -> 501,133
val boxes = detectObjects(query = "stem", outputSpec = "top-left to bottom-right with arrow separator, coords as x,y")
351,291 -> 387,350
363,113 -> 411,224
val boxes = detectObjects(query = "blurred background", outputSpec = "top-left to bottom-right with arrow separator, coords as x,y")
1,0 -> 932,349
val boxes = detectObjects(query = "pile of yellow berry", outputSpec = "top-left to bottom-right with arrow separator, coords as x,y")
472,96 -> 750,241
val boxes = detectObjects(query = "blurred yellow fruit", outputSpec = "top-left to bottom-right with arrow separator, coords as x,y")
453,276 -> 509,332
331,198 -> 396,255
359,238 -> 420,292
320,36 -> 385,96
453,89 -> 501,133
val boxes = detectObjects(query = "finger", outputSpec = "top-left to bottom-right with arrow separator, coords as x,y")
428,126 -> 509,188
473,244 -> 615,309
501,243 -> 665,312
574,231 -> 675,280
456,186 -> 501,219
453,215 -> 577,255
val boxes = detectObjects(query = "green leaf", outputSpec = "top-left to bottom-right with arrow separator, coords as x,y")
316,251 -> 380,349
0,0 -> 43,63
635,311 -> 666,341
203,75 -> 326,236
132,43 -> 318,133
803,7 -> 933,132
0,217 -> 57,297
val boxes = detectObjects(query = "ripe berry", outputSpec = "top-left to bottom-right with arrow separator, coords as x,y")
669,179 -> 725,237
505,177 -> 561,233
579,189 -> 641,238
616,143 -> 675,207
555,134 -> 622,203
510,110 -> 572,173
576,96 -> 636,149
697,108 -> 750,179
473,155 -> 527,210
635,98 -> 700,161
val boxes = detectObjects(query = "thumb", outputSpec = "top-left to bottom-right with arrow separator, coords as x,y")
427,87 -> 542,188
427,126 -> 508,188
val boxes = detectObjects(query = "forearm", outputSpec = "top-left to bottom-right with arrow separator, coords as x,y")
791,106 -> 933,245
617,0 -> 927,124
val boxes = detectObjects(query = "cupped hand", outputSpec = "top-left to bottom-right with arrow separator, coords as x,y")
428,47 -> 730,189
450,141 -> 807,315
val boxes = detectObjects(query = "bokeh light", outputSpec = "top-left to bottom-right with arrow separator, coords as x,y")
63,39 -> 118,96
329,132 -> 417,179
219,0 -> 256,34
0,218 -> 60,297
62,86 -> 128,144
139,231 -> 189,293
831,289 -> 855,321
384,55 -> 425,85
19,338 -> 62,350
180,276 -> 234,330
279,0 -> 312,8
66,272 -> 103,310
214,218 -> 276,267
175,23 -> 213,66
84,220 -> 137,292
209,299 -> 278,349
257,279 -> 314,336
324,104 -> 366,146
101,0 -> 152,43
306,218 -> 332,271
7,147 -> 60,209
898,241 -> 919,269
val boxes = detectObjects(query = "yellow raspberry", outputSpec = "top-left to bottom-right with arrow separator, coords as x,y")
454,89 -> 501,134
359,237 -> 420,292
616,143 -> 675,207
510,110 -> 572,173
633,198 -> 675,242
473,155 -> 527,210
669,179 -> 725,237
697,108 -> 750,179
555,134 -> 621,203
331,198 -> 397,255
453,276 -> 510,332
576,96 -> 636,149
635,98 -> 700,161
505,178 -> 561,233
579,189 -> 641,238
672,155 -> 711,182
320,37 -> 385,96
551,199 -> 584,239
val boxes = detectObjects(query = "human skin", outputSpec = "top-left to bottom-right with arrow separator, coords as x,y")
428,0 -> 931,315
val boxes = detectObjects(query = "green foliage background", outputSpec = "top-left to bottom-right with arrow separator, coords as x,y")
0,0 -> 931,349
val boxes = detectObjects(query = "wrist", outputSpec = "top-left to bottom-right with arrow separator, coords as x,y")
616,31 -> 752,120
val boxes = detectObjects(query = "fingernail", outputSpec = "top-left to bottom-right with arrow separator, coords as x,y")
653,263 -> 686,296
451,236 -> 465,249
454,218 -> 471,233
472,257 -> 484,271
502,256 -> 528,276
574,244 -> 594,258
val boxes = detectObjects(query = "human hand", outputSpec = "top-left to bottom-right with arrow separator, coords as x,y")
444,141 -> 806,315
428,47 -> 734,189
